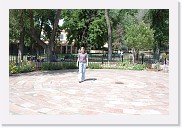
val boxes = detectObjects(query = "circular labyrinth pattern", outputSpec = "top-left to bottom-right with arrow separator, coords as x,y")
9,69 -> 169,115
123,80 -> 148,88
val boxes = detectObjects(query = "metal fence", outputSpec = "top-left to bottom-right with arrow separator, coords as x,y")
9,52 -> 162,70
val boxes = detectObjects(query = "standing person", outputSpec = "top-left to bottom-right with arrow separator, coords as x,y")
77,47 -> 88,83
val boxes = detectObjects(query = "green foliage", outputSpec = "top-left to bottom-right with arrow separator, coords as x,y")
98,61 -> 147,70
9,61 -> 35,74
145,9 -> 169,60
146,10 -> 169,48
154,62 -> 161,70
122,11 -> 155,63
62,9 -> 107,49
18,61 -> 36,73
160,53 -> 168,59
110,9 -> 138,29
41,63 -> 62,70
9,9 -> 32,46
118,61 -> 130,66
124,20 -> 155,50
41,62 -> 77,70
131,64 -> 146,70
88,63 -> 103,69
115,61 -> 146,70
115,61 -> 131,69
9,10 -> 21,43
88,17 -> 107,49
111,10 -> 137,50
9,63 -> 18,74
166,54 -> 169,60
63,62 -> 77,69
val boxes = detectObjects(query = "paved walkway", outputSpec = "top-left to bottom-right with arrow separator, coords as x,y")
9,69 -> 169,115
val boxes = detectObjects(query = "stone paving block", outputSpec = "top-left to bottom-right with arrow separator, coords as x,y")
9,69 -> 169,115
20,102 -> 36,108
37,108 -> 53,114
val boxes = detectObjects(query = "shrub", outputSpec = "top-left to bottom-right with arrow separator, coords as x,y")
18,61 -> 35,73
145,63 -> 152,69
9,61 -> 35,75
69,63 -> 77,69
41,63 -> 50,70
166,54 -> 169,60
88,63 -> 103,69
63,62 -> 77,69
117,61 -> 130,67
161,53 -> 167,59
104,61 -> 147,70
99,61 -> 147,70
131,64 -> 146,70
42,63 -> 62,70
154,62 -> 161,71
41,62 -> 77,70
102,64 -> 117,69
9,63 -> 18,74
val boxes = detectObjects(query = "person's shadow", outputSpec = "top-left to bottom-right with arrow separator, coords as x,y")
84,78 -> 97,81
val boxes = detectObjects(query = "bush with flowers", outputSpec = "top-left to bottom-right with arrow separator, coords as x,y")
9,62 -> 18,74
9,60 -> 35,75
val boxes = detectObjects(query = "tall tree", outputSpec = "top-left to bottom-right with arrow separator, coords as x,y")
88,15 -> 107,50
9,10 -> 20,44
9,9 -> 26,63
109,9 -> 138,51
123,12 -> 155,63
29,9 -> 61,62
62,9 -> 107,50
105,9 -> 112,61
146,9 -> 169,60
9,9 -> 20,64
18,9 -> 25,61
48,9 -> 61,61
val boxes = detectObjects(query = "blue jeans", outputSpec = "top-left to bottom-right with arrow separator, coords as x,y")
78,62 -> 86,81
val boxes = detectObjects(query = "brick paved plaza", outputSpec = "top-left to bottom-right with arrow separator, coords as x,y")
9,69 -> 169,115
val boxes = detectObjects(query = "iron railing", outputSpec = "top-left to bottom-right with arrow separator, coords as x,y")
9,52 -> 164,70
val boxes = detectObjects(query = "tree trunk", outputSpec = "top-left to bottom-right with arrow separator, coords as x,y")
156,47 -> 160,61
158,41 -> 161,61
18,44 -> 23,63
105,9 -> 112,61
48,9 -> 61,62
36,16 -> 45,57
18,9 -> 25,63
154,43 -> 160,62
29,10 -> 47,49
132,48 -> 139,64
29,9 -> 61,62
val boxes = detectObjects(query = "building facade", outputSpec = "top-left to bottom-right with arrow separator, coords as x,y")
42,30 -> 78,54
55,30 -> 77,54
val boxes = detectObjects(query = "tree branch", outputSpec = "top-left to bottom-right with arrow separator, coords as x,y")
29,9 -> 47,49
50,9 -> 61,43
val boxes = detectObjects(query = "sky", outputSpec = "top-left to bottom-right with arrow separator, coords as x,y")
58,19 -> 64,26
